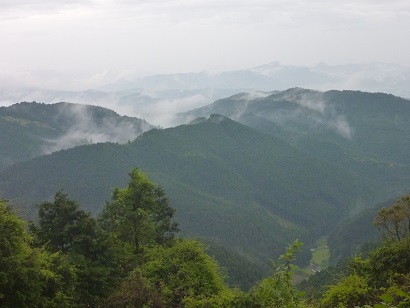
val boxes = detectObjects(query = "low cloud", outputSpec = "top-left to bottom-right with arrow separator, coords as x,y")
137,94 -> 211,128
330,116 -> 352,139
281,90 -> 327,114
41,103 -> 151,154
251,89 -> 354,139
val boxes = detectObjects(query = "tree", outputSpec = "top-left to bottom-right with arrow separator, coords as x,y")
99,168 -> 178,254
106,239 -> 229,307
374,195 -> 410,241
320,237 -> 410,307
252,240 -> 304,308
318,204 -> 410,308
30,191 -> 99,255
0,199 -> 75,307
321,274 -> 370,307
30,192 -> 123,306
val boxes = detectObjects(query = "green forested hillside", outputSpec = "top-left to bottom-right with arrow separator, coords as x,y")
1,90 -> 409,291
181,89 -> 410,195
326,199 -> 394,265
0,101 -> 152,170
0,114 -> 382,278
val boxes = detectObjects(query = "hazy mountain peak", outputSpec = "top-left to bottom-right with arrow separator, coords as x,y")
188,114 -> 231,126
209,113 -> 230,123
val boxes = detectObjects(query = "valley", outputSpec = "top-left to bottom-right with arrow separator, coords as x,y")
1,89 -> 409,288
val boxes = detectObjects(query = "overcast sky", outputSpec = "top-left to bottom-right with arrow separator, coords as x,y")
1,0 -> 409,82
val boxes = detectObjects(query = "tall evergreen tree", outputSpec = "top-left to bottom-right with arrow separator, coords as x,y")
99,168 -> 179,254
30,192 -> 122,306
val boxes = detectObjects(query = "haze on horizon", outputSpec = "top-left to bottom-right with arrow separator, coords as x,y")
1,0 -> 409,91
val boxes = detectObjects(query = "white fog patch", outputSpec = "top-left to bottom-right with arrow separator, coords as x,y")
296,94 -> 353,139
38,93 -> 210,153
41,103 -> 148,154
255,90 -> 354,140
218,91 -> 275,122
129,93 -> 211,128
0,85 -> 215,128
281,89 -> 327,114
330,116 -> 352,139
293,96 -> 326,114
233,91 -> 273,101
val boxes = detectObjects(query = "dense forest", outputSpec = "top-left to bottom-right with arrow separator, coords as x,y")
1,92 -> 410,306
1,168 -> 409,307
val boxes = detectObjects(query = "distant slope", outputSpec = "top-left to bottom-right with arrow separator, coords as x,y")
179,89 -> 410,196
0,102 -> 153,170
100,62 -> 410,98
0,115 -> 381,269
2,62 -> 409,129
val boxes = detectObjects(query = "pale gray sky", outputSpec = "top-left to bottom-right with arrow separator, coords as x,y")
1,0 -> 409,85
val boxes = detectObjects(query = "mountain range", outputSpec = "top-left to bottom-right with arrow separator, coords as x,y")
1,62 -> 409,128
180,88 -> 410,196
0,88 -> 409,287
0,102 -> 152,170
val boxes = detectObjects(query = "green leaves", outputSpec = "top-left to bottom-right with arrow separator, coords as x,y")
374,196 -> 410,241
321,274 -> 371,307
0,199 -> 75,306
252,240 -> 304,308
29,192 -> 127,306
319,232 -> 410,307
106,239 -> 229,307
99,168 -> 178,253
30,191 -> 98,255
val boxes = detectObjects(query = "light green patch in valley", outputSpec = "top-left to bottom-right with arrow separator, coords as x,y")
296,236 -> 330,282
310,236 -> 329,270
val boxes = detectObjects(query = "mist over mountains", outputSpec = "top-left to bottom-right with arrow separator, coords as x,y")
181,88 -> 410,196
1,60 -> 410,288
1,62 -> 409,128
0,102 -> 152,170
1,88 -> 410,279
0,112 -> 382,270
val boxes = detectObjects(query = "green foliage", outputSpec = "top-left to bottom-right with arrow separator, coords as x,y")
251,240 -> 305,308
319,231 -> 410,307
107,239 -> 229,307
104,267 -> 162,307
99,168 -> 178,253
30,192 -> 130,306
321,274 -> 371,307
143,239 -> 226,304
362,236 -> 410,289
0,111 -> 383,286
0,198 -> 38,306
183,288 -> 261,308
375,285 -> 410,308
0,199 -> 75,307
204,240 -> 266,291
3,170 -> 323,307
30,191 -> 99,254
374,196 -> 410,241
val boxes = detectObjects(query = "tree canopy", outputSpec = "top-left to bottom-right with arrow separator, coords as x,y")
3,166 -> 410,307
374,195 -> 410,241
99,168 -> 179,254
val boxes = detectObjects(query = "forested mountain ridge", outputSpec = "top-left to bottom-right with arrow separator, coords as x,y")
180,88 -> 410,195
1,90 -> 410,292
0,101 -> 153,170
0,113 -> 384,274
